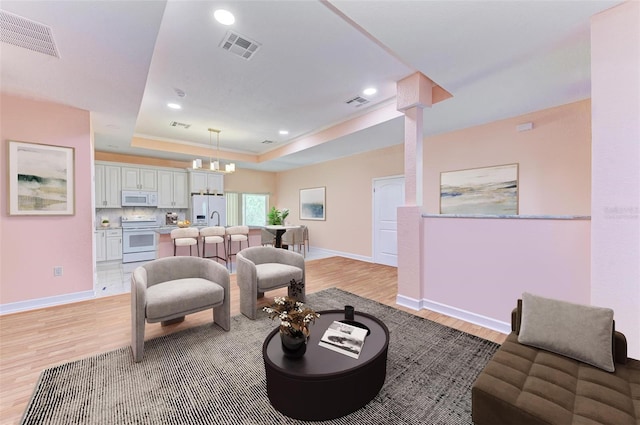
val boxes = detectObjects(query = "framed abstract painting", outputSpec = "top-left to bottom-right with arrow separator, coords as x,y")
440,163 -> 518,215
300,187 -> 325,220
7,140 -> 75,215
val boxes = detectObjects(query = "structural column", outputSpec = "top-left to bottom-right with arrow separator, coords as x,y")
396,73 -> 433,305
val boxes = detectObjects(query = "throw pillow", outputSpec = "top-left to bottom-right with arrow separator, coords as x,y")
518,292 -> 615,372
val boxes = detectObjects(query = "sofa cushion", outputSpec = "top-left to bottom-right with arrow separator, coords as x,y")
518,292 -> 615,372
255,263 -> 303,291
146,278 -> 224,321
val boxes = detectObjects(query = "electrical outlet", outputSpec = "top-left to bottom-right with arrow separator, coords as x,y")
54,266 -> 63,277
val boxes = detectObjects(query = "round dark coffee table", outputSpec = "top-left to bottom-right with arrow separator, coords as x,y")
262,310 -> 389,420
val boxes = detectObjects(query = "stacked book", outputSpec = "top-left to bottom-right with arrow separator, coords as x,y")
319,321 -> 368,359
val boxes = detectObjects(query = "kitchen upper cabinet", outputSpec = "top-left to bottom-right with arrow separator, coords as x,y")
95,163 -> 121,208
189,171 -> 224,195
121,166 -> 157,191
157,170 -> 188,208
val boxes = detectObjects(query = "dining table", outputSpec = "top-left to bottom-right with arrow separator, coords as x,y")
264,225 -> 301,248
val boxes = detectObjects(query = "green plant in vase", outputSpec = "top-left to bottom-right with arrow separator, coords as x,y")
267,207 -> 290,225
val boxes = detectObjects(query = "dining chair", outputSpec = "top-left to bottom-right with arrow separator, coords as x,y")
281,226 -> 305,257
261,228 -> 276,246
301,225 -> 309,254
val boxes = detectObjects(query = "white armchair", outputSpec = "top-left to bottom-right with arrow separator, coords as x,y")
236,246 -> 305,319
130,256 -> 230,362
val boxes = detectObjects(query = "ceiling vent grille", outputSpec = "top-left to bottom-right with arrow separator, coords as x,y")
169,121 -> 191,129
219,30 -> 261,60
345,96 -> 370,107
262,140 -> 274,144
0,10 -> 59,58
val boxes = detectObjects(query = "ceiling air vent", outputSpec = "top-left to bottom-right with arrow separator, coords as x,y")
0,10 -> 59,58
345,96 -> 370,107
262,140 -> 275,144
219,30 -> 261,60
169,121 -> 191,129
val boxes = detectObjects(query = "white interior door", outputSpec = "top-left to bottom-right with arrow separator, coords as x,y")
373,176 -> 405,267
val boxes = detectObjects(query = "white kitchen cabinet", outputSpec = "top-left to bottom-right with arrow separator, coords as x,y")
121,166 -> 157,191
95,230 -> 106,262
189,171 -> 224,195
96,229 -> 122,262
105,229 -> 123,261
157,170 -> 188,208
95,163 -> 121,208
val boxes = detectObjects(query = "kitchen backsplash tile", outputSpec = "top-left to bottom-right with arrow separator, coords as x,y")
95,207 -> 188,227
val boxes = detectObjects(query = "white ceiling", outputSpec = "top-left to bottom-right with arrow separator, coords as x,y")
0,0 -> 621,172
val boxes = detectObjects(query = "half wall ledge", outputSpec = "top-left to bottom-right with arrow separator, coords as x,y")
423,214 -> 591,220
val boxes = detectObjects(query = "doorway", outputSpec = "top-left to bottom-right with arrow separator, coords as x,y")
373,176 -> 405,267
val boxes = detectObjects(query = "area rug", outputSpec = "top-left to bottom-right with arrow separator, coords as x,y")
21,288 -> 500,425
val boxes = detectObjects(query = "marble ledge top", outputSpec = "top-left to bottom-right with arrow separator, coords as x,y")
422,214 -> 591,220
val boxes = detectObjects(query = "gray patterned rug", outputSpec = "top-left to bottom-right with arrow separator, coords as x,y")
21,288 -> 500,425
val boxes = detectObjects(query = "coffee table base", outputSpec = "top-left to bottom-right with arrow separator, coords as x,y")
265,349 -> 387,420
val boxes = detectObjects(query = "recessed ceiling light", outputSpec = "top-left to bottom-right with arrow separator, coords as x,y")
214,9 -> 235,25
279,130 -> 289,135
363,87 -> 377,96
167,103 -> 182,110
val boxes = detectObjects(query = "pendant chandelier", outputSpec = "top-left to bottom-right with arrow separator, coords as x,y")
192,128 -> 236,173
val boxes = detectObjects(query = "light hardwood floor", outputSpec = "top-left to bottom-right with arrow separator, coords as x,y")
0,257 -> 506,425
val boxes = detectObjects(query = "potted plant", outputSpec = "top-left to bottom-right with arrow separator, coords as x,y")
263,296 -> 319,358
101,217 -> 110,228
267,207 -> 290,225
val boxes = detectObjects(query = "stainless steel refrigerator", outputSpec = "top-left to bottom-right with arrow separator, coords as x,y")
191,194 -> 226,227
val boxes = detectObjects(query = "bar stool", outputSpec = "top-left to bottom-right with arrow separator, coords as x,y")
201,226 -> 227,266
226,225 -> 250,266
170,227 -> 199,256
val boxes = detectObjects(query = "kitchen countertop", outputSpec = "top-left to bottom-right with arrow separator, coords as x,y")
95,225 -> 121,230
156,225 -> 267,234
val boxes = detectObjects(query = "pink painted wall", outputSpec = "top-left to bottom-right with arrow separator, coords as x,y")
422,217 -> 591,324
0,94 -> 94,304
424,100 -> 592,215
590,1 -> 640,358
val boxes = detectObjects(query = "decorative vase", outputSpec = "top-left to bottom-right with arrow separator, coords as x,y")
280,331 -> 307,358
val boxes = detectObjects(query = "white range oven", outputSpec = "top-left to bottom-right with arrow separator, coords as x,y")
121,215 -> 159,263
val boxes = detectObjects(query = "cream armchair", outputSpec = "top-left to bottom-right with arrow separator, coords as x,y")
236,246 -> 305,319
130,256 -> 230,362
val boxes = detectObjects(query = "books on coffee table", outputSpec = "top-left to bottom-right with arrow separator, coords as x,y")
319,321 -> 368,359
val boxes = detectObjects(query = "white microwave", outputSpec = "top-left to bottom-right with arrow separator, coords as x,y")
121,191 -> 158,207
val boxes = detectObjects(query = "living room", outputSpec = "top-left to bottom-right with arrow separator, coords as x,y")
1,1 -> 638,423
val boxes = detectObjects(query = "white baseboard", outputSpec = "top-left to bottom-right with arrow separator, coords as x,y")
0,290 -> 95,315
308,246 -> 373,263
396,295 -> 511,335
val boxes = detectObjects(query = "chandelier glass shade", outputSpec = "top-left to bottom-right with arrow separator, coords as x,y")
192,128 -> 236,173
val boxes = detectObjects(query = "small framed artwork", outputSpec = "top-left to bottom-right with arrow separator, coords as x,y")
300,187 -> 325,220
440,163 -> 518,215
7,140 -> 75,215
